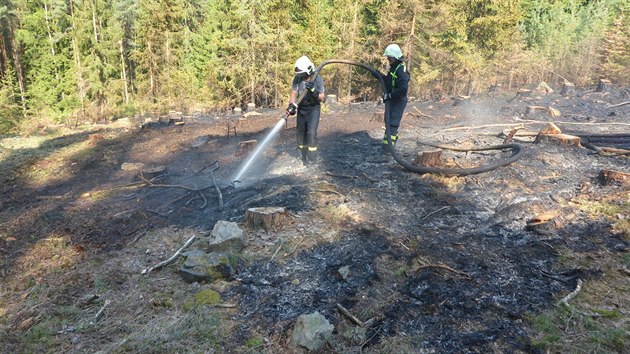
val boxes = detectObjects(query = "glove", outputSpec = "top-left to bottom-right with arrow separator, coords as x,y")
305,81 -> 315,91
383,93 -> 392,102
286,103 -> 297,116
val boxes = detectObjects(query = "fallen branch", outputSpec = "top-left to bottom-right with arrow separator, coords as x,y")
199,192 -> 208,209
515,118 -> 630,127
609,101 -> 630,108
362,173 -> 378,183
269,239 -> 283,263
413,106 -> 434,119
420,206 -> 450,221
444,123 -> 531,131
141,235 -> 197,274
138,175 -> 213,192
417,264 -> 471,279
209,162 -> 224,208
214,303 -> 238,308
145,208 -> 174,218
91,299 -> 110,325
336,303 -> 364,327
558,279 -> 582,307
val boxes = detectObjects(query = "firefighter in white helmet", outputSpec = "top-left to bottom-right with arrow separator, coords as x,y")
380,44 -> 409,148
286,55 -> 326,165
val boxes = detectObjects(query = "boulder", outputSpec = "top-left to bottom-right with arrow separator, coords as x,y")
291,312 -> 334,351
209,221 -> 244,252
178,250 -> 235,283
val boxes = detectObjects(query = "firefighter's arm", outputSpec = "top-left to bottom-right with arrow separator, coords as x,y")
390,66 -> 409,99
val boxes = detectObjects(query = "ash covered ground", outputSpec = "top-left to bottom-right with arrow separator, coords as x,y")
0,86 -> 628,353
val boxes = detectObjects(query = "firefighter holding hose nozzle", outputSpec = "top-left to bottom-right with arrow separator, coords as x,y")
286,55 -> 326,166
381,44 -> 409,149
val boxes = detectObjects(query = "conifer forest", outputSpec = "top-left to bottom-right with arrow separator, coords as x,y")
0,0 -> 628,132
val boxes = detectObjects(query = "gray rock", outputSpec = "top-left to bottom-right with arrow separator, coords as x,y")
179,251 -> 235,283
338,266 -> 350,280
209,221 -> 244,252
291,312 -> 334,351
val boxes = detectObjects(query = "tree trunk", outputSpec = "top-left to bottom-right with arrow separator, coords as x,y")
10,34 -> 26,113
119,40 -> 129,103
91,0 -> 99,43
69,0 -> 86,120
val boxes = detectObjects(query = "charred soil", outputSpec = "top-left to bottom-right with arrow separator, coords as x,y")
0,87 -> 628,353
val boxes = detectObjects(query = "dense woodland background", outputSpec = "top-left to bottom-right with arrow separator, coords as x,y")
0,0 -> 628,132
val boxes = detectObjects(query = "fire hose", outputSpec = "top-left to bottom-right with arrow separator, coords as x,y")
295,59 -> 524,175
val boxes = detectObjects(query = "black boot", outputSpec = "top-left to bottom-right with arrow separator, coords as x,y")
301,149 -> 308,166
307,150 -> 319,164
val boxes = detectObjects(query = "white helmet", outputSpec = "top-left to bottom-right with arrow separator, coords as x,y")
383,44 -> 403,60
294,55 -> 315,76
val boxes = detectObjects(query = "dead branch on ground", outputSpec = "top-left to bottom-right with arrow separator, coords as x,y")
91,299 -> 110,325
336,303 -> 364,327
141,235 -> 197,274
421,206 -> 450,221
209,161 -> 224,207
608,101 -> 630,108
138,175 -> 212,192
413,106 -> 434,119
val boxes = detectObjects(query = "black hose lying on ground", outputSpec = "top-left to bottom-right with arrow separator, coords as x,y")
303,59 -> 525,176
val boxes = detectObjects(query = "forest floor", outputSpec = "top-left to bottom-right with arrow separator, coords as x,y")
0,86 -> 629,353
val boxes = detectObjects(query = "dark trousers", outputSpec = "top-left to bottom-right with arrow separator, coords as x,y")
297,105 -> 320,151
384,97 -> 408,138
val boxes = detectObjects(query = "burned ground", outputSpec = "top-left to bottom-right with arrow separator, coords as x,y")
0,87 -> 628,353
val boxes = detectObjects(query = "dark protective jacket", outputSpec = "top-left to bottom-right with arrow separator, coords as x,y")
292,75 -> 325,108
383,61 -> 409,100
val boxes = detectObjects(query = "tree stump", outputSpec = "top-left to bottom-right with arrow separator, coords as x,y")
526,211 -> 563,235
595,79 -> 611,92
547,107 -> 561,118
560,81 -> 575,95
525,106 -> 546,116
236,140 -> 257,157
598,169 -> 630,186
536,82 -> 554,95
245,207 -> 288,231
535,133 -> 581,147
488,83 -> 501,97
539,122 -> 561,135
453,95 -> 470,106
326,94 -> 337,105
246,103 -> 256,111
139,165 -> 167,179
227,119 -> 237,137
508,88 -> 531,103
413,150 -> 443,167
